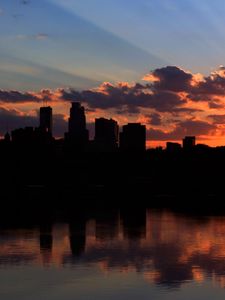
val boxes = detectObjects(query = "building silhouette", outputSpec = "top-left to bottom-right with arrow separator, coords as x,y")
4,132 -> 11,143
11,127 -> 35,144
65,102 -> 89,149
11,126 -> 53,145
120,123 -> 146,152
40,106 -> 52,135
166,142 -> 182,153
94,118 -> 119,152
183,136 -> 196,151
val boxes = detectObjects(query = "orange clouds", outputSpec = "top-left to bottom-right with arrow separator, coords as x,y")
2,65 -> 225,146
142,73 -> 160,82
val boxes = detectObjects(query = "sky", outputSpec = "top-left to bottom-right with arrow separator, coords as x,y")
2,0 -> 225,146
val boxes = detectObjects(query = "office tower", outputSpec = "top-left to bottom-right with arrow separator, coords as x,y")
166,142 -> 182,153
40,106 -> 53,135
66,102 -> 89,146
120,123 -> 146,152
183,136 -> 196,151
94,118 -> 119,151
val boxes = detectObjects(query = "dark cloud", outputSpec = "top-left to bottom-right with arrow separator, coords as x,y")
147,113 -> 162,126
188,66 -> 225,102
61,65 -> 225,113
2,65 -> 225,113
116,106 -> 141,115
0,90 -> 40,103
151,66 -> 193,92
60,86 -> 186,113
146,65 -> 225,104
208,114 -> 225,125
147,120 -> 216,141
2,65 -> 225,141
40,89 -> 53,103
192,68 -> 225,96
0,89 -> 56,104
171,107 -> 203,114
208,101 -> 224,109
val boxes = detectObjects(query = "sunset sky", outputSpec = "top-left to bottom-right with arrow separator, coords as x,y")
2,0 -> 225,147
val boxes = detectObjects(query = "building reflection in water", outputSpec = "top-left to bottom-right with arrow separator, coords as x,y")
2,210 -> 225,289
69,214 -> 86,258
39,223 -> 53,266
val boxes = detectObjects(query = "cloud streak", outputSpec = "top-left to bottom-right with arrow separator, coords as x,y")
16,33 -> 50,40
0,90 -> 40,103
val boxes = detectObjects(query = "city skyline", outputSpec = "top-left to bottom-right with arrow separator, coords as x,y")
2,65 -> 225,148
2,2 -> 225,300
2,1 -> 225,147
5,102 -> 202,152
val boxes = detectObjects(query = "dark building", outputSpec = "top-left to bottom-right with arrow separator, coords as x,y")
11,127 -> 35,144
166,142 -> 182,153
4,132 -> 11,143
40,106 -> 52,135
65,102 -> 89,148
120,123 -> 146,152
11,126 -> 53,145
94,118 -> 119,151
183,136 -> 196,151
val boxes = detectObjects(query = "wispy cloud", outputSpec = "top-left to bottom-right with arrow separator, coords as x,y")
0,62 -> 41,76
16,33 -> 50,40
35,33 -> 49,40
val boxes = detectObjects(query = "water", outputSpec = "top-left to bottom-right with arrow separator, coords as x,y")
1,209 -> 225,299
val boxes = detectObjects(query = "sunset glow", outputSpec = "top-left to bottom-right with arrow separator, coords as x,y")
1,1 -> 225,147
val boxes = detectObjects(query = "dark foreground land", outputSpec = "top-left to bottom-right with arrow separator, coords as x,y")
1,142 -> 225,221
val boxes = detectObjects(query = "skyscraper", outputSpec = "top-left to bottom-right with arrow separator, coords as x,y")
120,123 -> 146,152
39,106 -> 52,135
66,102 -> 89,148
94,118 -> 119,151
183,136 -> 196,151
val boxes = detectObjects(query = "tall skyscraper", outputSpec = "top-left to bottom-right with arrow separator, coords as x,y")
94,118 -> 119,151
39,106 -> 52,135
183,136 -> 196,151
66,102 -> 89,147
120,123 -> 146,152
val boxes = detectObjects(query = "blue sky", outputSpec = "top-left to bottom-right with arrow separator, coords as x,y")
1,0 -> 225,91
2,1 -> 225,145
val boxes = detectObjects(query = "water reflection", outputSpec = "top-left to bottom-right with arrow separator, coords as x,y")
1,210 -> 225,289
